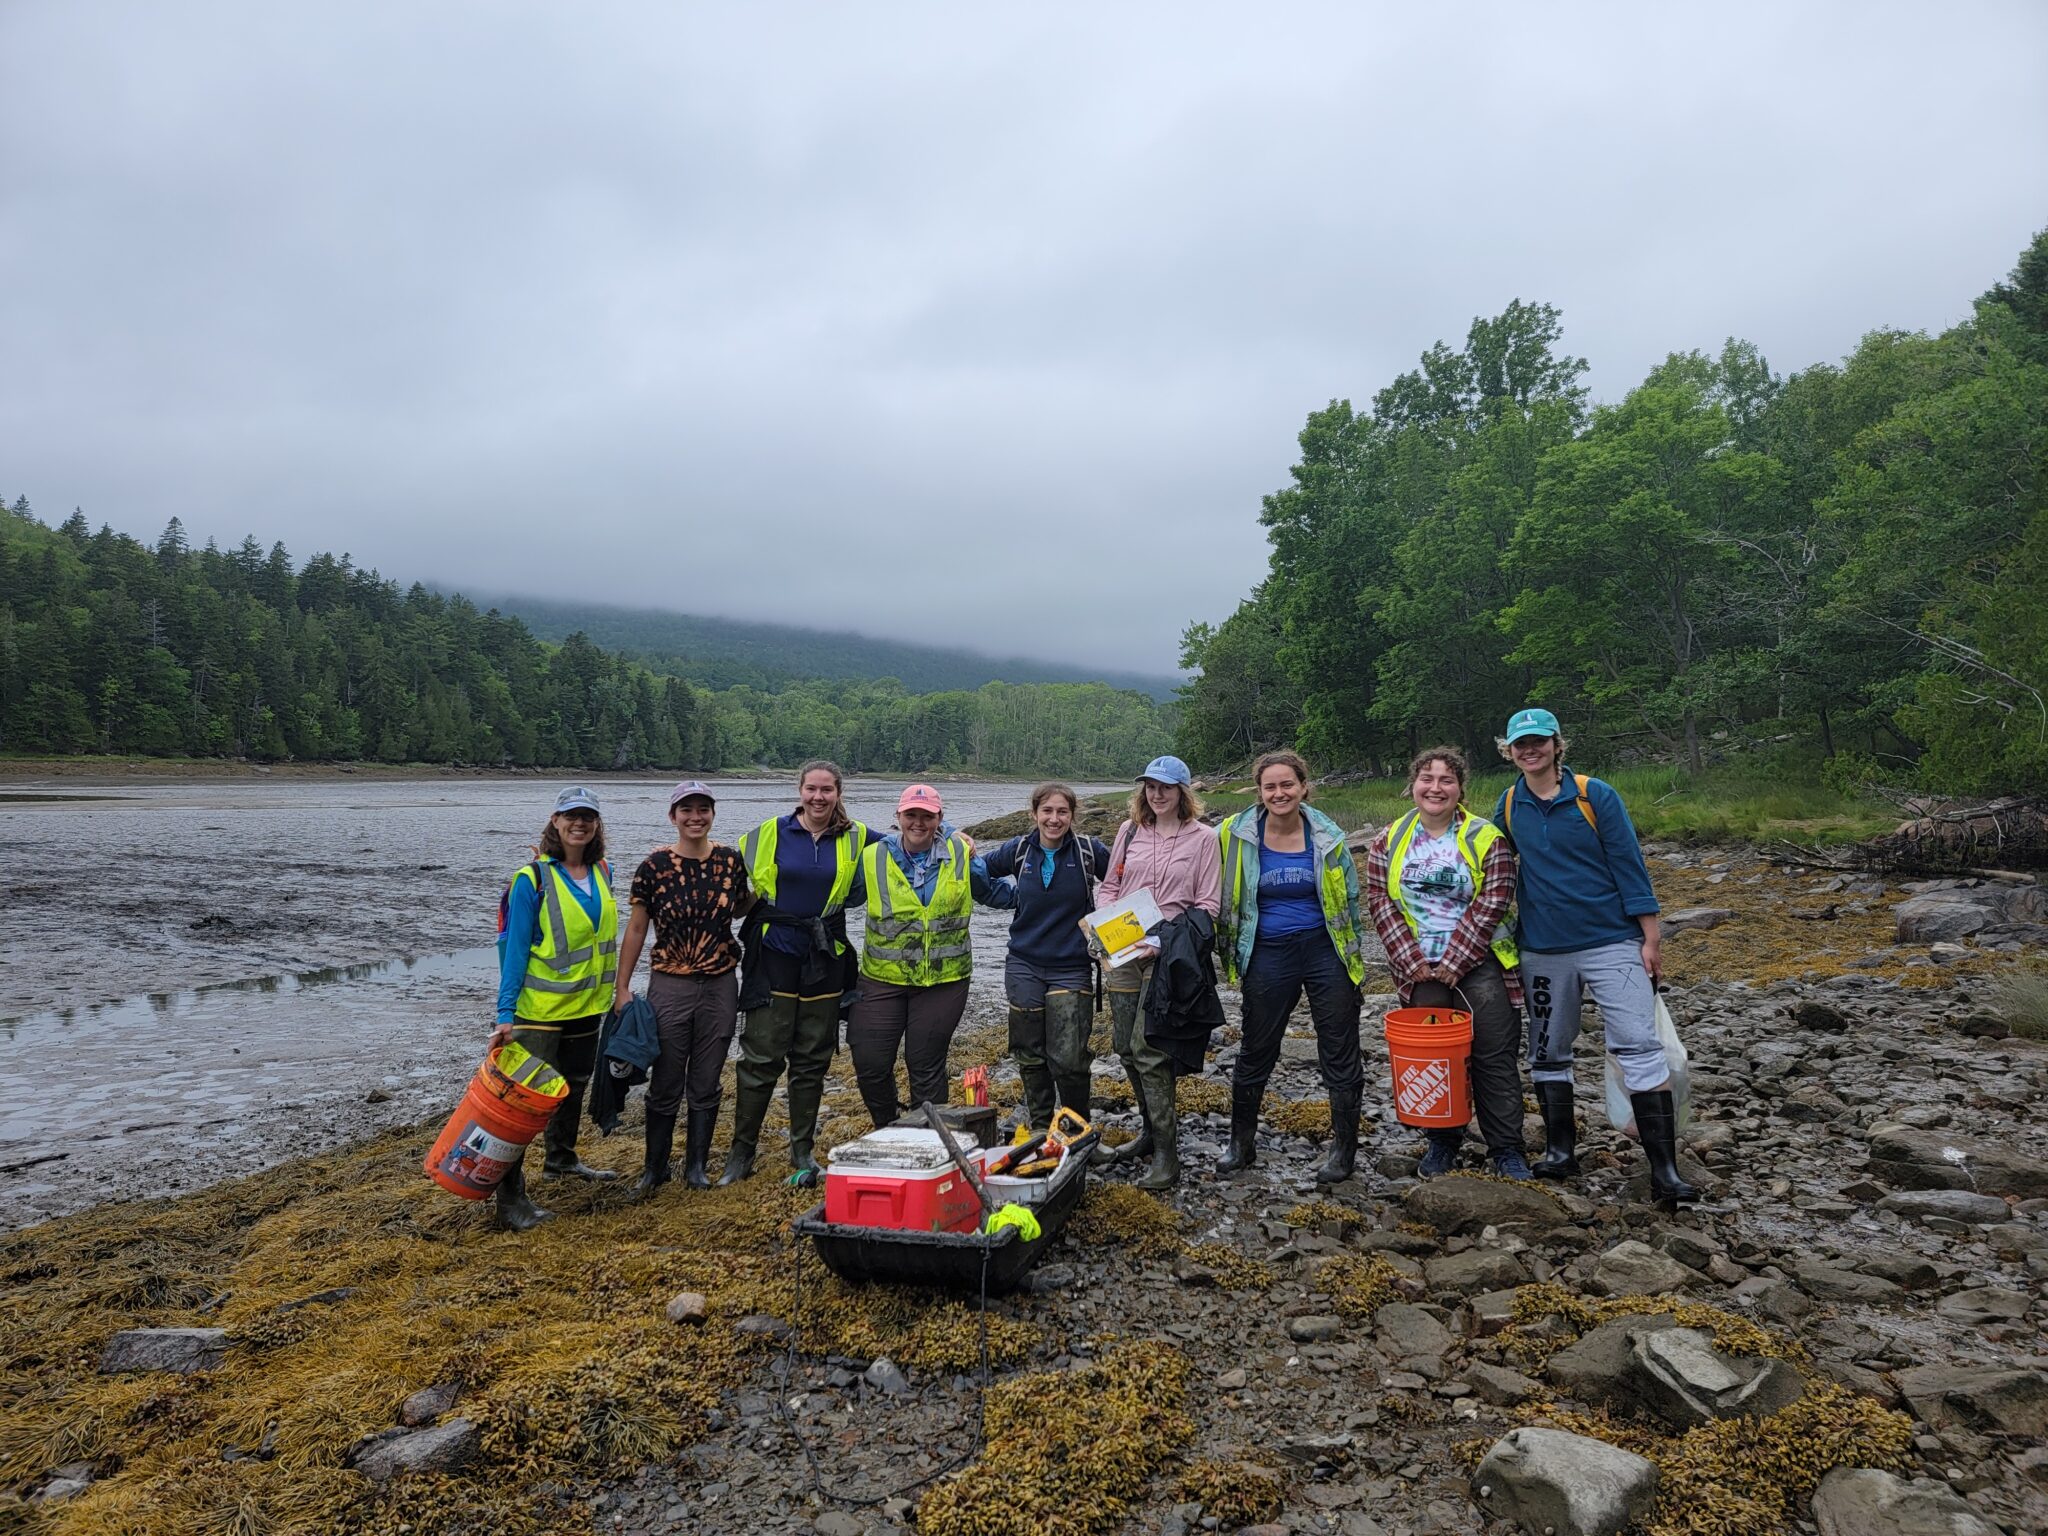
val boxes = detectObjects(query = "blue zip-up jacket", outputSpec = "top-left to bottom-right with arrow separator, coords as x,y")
981,833 -> 1114,966
1489,768 -> 1658,955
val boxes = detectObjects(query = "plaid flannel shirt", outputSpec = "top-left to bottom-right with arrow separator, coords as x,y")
1364,810 -> 1522,1009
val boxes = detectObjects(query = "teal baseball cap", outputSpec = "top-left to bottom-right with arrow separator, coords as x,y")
1505,707 -> 1561,743
1138,754 -> 1193,787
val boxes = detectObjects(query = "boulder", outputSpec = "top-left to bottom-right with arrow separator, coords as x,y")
1372,1303 -> 1452,1359
1854,1253 -> 1940,1292
1591,1240 -> 1695,1297
1462,1360 -> 1543,1406
1423,1247 -> 1530,1296
1789,1000 -> 1851,1032
1545,1316 -> 1677,1408
863,1357 -> 909,1395
1934,1287 -> 2032,1325
1789,1256 -> 1903,1305
1866,1124 -> 2048,1200
1472,1427 -> 1658,1536
98,1327 -> 228,1375
665,1291 -> 709,1325
353,1419 -> 479,1482
1894,894 -> 1990,944
1286,1315 -> 1344,1343
1812,1467 -> 2002,1536
398,1382 -> 460,1427
1875,1189 -> 2010,1225
1402,1176 -> 1569,1236
1897,1364 -> 2048,1438
1627,1327 -> 1805,1429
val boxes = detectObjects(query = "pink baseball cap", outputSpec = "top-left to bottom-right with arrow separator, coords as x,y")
897,783 -> 944,815
667,780 -> 716,808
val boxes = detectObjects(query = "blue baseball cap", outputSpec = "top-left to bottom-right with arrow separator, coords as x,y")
1504,707 -> 1561,743
1138,754 -> 1193,787
553,786 -> 602,815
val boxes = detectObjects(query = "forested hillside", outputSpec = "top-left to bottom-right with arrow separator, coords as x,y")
483,594 -> 1179,700
1179,230 -> 2048,794
0,510 -> 1169,775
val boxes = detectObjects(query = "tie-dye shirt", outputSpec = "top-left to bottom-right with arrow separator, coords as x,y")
1398,826 -> 1474,961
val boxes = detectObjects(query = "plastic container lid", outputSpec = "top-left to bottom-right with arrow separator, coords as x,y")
826,1127 -> 956,1171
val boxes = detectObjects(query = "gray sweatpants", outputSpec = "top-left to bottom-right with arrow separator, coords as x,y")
1522,939 -> 1670,1092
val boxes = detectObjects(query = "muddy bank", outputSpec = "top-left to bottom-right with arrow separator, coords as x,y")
1,775 -> 1087,1228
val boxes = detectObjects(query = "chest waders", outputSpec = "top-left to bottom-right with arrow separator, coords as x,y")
721,818 -> 866,1183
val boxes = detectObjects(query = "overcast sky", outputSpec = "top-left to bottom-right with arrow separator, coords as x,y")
3,4 -> 2042,674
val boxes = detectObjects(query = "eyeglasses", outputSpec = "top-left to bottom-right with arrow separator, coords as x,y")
558,810 -> 598,825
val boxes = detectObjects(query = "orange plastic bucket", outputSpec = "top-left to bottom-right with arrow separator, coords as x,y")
1383,1006 -> 1474,1128
423,1043 -> 570,1199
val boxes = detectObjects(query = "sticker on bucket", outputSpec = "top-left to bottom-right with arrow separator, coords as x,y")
436,1119 -> 524,1193
1395,1057 -> 1454,1121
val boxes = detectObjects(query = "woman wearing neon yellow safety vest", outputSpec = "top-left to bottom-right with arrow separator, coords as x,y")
490,785 -> 622,1231
1214,750 -> 1368,1185
721,760 -> 878,1185
1363,746 -> 1531,1182
847,784 -> 1012,1129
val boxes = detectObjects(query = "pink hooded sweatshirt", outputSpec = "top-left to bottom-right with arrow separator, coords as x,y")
1095,818 -> 1222,922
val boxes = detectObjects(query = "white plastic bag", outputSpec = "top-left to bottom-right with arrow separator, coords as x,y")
1604,994 -> 1691,1140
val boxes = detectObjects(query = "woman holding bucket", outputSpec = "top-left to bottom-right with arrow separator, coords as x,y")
489,786 -> 623,1229
613,781 -> 753,1194
1090,755 -> 1221,1192
1363,747 -> 1532,1182
1214,750 -> 1368,1184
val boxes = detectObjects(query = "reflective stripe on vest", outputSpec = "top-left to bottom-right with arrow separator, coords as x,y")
860,836 -> 974,986
1384,810 -> 1519,973
738,817 -> 865,912
1219,815 -> 1366,986
515,860 -> 619,1020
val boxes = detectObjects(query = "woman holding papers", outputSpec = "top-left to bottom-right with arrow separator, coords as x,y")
1089,755 -> 1221,1191
1213,750 -> 1369,1184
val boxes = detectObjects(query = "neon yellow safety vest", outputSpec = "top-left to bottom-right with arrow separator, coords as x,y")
858,836 -> 975,987
1384,809 -> 1519,973
512,859 -> 619,1022
736,816 -> 869,956
1217,813 -> 1367,987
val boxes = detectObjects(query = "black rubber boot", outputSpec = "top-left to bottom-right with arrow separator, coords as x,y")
1316,1092 -> 1359,1185
494,1161 -> 553,1231
634,1111 -> 676,1198
683,1107 -> 717,1189
1531,1080 -> 1580,1181
1093,1079 -> 1153,1165
718,1082 -> 771,1185
1134,1062 -> 1179,1191
540,1072 -> 619,1182
1215,1089 -> 1260,1174
1630,1089 -> 1699,1205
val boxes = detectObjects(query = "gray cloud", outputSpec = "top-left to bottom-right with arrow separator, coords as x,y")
4,2 -> 2042,672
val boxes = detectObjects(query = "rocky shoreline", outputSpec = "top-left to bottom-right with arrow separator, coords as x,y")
7,844 -> 2045,1536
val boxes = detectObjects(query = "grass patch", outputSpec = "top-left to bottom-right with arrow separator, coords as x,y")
1192,762 -> 1893,846
1985,969 -> 2048,1040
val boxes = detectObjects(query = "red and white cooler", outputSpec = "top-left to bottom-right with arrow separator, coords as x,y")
823,1127 -> 982,1234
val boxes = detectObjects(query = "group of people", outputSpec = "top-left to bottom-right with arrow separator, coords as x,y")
487,705 -> 1695,1230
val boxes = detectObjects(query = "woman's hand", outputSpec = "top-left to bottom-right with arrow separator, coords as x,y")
488,1021 -> 515,1049
1640,931 -> 1663,986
